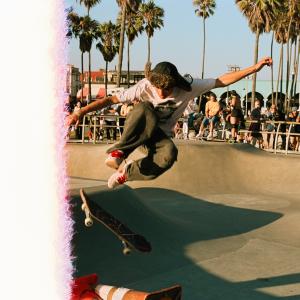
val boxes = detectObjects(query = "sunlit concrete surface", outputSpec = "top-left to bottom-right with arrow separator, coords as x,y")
67,141 -> 300,299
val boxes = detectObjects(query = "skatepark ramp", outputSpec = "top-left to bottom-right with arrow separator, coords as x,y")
67,142 -> 300,299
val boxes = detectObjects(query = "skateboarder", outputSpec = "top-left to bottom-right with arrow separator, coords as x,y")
67,58 -> 272,188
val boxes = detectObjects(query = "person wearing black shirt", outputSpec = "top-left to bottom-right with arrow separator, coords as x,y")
248,100 -> 263,148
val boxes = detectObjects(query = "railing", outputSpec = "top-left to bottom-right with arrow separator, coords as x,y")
239,120 -> 300,155
66,113 -> 300,155
67,113 -> 125,144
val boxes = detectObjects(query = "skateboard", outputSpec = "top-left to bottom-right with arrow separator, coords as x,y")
79,188 -> 152,255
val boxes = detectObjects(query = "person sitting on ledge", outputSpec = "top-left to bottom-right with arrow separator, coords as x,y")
195,91 -> 220,141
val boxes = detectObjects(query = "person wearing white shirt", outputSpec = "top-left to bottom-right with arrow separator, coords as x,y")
68,58 -> 272,188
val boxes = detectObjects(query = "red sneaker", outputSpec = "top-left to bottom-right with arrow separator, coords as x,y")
105,150 -> 124,169
107,161 -> 132,189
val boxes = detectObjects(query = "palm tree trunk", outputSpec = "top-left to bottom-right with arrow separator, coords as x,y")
198,17 -> 206,113
284,40 -> 290,111
105,61 -> 108,97
280,42 -> 284,109
275,42 -> 284,107
147,36 -> 151,64
290,40 -> 297,102
284,14 -> 293,112
293,37 -> 300,99
88,50 -> 92,102
81,51 -> 84,102
251,27 -> 260,110
284,40 -> 291,112
201,18 -> 206,79
271,32 -> 274,104
116,5 -> 127,87
127,39 -> 130,88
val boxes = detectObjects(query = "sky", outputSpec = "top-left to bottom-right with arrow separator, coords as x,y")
65,0 -> 283,80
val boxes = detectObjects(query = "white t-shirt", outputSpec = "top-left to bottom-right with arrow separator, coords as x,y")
115,78 -> 216,136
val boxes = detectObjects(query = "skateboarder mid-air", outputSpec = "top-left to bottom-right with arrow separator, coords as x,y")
67,58 -> 272,189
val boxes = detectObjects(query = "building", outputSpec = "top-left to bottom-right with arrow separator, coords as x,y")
81,70 -> 105,84
106,70 -> 145,85
66,64 -> 81,98
75,68 -> 145,100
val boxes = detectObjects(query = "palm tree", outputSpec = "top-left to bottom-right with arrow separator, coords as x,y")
269,2 -> 286,105
77,0 -> 102,101
140,0 -> 164,65
284,0 -> 300,111
270,31 -> 275,104
117,9 -> 144,87
273,8 -> 288,108
235,0 -> 281,109
115,0 -> 142,87
193,0 -> 216,79
67,10 -> 85,101
96,21 -> 120,96
67,11 -> 99,102
77,0 -> 101,16
293,36 -> 300,102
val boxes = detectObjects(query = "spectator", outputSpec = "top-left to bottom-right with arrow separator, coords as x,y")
119,103 -> 134,135
73,101 -> 82,139
64,95 -> 73,116
193,112 -> 204,134
225,94 -> 244,143
174,120 -> 184,139
103,104 -> 119,141
248,99 -> 263,148
196,92 -> 220,140
64,95 -> 74,139
265,104 -> 280,149
276,106 -> 287,150
287,106 -> 300,150
296,110 -> 300,151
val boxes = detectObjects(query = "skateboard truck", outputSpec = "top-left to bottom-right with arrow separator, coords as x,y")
121,240 -> 131,255
81,203 -> 93,227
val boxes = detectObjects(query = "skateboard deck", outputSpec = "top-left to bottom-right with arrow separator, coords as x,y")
79,188 -> 152,255
145,285 -> 182,299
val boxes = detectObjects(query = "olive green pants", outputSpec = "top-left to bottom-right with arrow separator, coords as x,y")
107,102 -> 178,181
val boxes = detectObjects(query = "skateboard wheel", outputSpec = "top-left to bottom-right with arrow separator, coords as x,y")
123,247 -> 131,255
81,203 -> 86,211
84,217 -> 93,227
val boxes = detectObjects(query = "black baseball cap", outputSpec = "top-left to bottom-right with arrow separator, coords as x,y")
148,62 -> 192,92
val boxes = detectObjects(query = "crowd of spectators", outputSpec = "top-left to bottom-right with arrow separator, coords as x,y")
64,94 -> 139,142
173,91 -> 300,151
65,92 -> 300,152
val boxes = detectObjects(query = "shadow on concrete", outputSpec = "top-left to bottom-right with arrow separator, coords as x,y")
69,185 -> 295,299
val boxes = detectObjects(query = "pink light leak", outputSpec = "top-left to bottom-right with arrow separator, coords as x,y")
53,1 -> 74,299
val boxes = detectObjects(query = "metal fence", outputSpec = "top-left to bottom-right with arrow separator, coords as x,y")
239,120 -> 300,155
66,113 -> 300,155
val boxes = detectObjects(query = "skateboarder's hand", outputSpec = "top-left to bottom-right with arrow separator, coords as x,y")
255,57 -> 272,72
66,113 -> 80,127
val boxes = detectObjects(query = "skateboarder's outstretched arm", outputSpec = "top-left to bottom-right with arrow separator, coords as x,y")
67,95 -> 120,126
215,57 -> 272,88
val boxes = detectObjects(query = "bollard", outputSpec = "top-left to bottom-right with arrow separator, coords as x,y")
71,274 -> 101,300
95,284 -> 182,300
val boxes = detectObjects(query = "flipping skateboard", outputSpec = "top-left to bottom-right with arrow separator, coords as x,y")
79,188 -> 152,255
